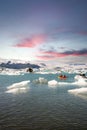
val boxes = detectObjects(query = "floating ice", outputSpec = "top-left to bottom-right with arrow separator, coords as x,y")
68,88 -> 87,95
73,75 -> 87,86
68,88 -> 87,99
58,82 -> 71,85
6,87 -> 28,94
48,80 -> 58,87
73,80 -> 87,86
0,69 -> 22,75
74,75 -> 87,81
33,77 -> 48,84
7,80 -> 30,89
6,80 -> 30,94
68,77 -> 87,99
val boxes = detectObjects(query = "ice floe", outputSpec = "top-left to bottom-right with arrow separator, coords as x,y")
6,80 -> 30,94
48,80 -> 58,87
68,87 -> 87,95
33,77 -> 48,84
68,87 -> 87,99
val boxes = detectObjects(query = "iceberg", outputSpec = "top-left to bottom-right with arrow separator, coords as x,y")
6,80 -> 30,94
48,80 -> 58,87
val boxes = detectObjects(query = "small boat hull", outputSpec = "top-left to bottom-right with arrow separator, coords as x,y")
58,76 -> 67,80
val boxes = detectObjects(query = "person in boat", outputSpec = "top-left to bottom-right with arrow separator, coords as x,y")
63,75 -> 67,78
26,68 -> 33,73
79,73 -> 86,78
60,74 -> 63,77
59,74 -> 67,79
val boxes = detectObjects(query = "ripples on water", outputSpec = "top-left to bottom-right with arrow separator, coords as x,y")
0,73 -> 87,130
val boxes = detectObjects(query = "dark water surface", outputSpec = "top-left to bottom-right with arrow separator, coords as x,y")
0,73 -> 87,130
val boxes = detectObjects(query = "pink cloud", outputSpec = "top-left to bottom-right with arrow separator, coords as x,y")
40,51 -> 68,57
37,51 -> 68,61
37,49 -> 87,61
78,31 -> 87,35
14,34 -> 46,48
37,55 -> 54,60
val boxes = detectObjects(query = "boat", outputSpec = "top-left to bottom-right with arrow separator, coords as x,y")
26,68 -> 33,73
58,75 -> 67,80
79,73 -> 87,78
79,73 -> 85,76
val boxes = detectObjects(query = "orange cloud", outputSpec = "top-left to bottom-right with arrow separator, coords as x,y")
14,34 -> 46,48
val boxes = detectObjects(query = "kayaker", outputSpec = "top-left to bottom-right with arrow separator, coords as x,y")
60,74 -> 63,77
63,75 -> 67,78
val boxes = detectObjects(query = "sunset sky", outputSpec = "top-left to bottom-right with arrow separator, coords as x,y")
0,0 -> 87,64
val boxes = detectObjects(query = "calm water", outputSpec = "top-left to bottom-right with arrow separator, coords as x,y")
0,73 -> 87,130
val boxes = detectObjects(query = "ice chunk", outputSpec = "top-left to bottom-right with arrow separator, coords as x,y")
48,80 -> 58,87
33,77 -> 48,84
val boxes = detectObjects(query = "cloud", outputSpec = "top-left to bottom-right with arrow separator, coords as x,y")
37,50 -> 66,61
14,34 -> 46,48
77,31 -> 87,35
64,49 -> 87,56
13,27 -> 87,49
37,48 -> 87,61
37,55 -> 54,60
49,27 -> 87,36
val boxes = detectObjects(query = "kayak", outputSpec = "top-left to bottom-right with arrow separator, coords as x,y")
58,76 -> 67,80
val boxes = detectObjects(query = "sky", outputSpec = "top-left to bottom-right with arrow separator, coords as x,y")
0,0 -> 87,64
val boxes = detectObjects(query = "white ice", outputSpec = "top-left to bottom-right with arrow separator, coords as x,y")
6,80 -> 30,94
48,80 -> 58,87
